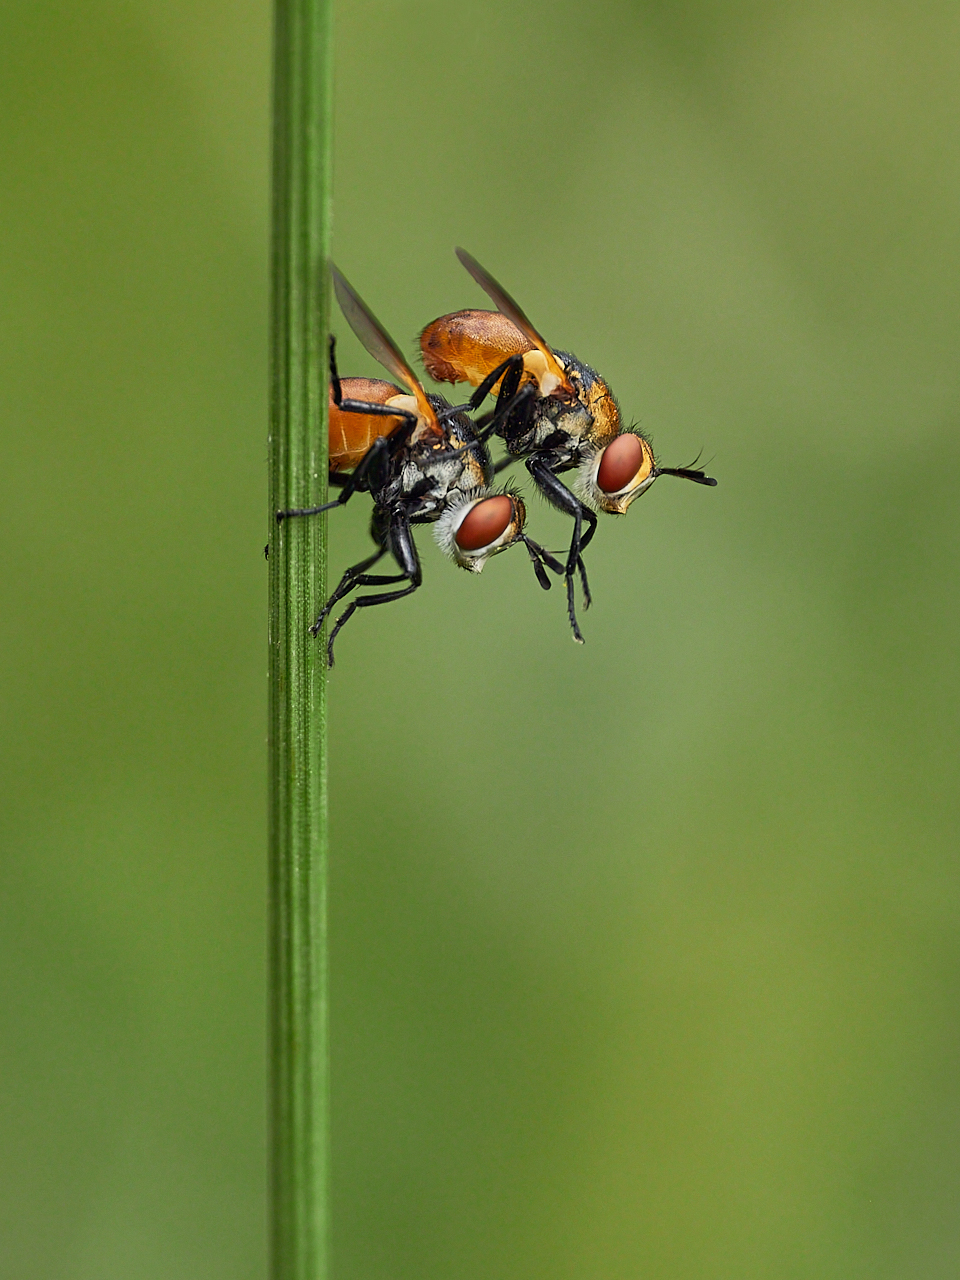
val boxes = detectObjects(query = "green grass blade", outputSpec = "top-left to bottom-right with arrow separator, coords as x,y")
267,0 -> 332,1276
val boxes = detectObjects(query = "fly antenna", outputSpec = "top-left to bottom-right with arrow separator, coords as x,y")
657,453 -> 718,486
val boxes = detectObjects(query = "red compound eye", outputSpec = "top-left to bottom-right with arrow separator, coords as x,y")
597,434 -> 644,494
455,495 -> 515,551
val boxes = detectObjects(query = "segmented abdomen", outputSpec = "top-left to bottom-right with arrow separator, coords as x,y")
329,377 -> 407,472
420,310 -> 534,389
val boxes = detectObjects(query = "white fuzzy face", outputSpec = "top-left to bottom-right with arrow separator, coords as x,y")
573,433 -> 658,514
433,492 -> 525,571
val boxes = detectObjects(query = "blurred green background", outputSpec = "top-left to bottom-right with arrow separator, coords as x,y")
2,1 -> 959,1276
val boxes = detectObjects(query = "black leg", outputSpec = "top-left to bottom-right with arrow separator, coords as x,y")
312,569 -> 411,637
420,361 -> 542,469
325,581 -> 420,667
577,555 -> 592,610
275,338 -> 418,523
526,456 -> 598,573
423,382 -> 539,467
526,456 -> 598,642
520,534 -> 566,591
520,536 -> 553,591
276,431 -> 400,523
324,509 -> 422,667
276,498 -> 341,522
466,353 -> 525,413
454,355 -> 531,450
309,547 -> 389,633
521,473 -> 593,615
523,536 -> 565,578
328,334 -> 418,428
328,331 -> 343,403
473,379 -> 536,447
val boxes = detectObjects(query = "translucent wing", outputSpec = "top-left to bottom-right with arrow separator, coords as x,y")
455,248 -> 572,393
331,264 -> 438,431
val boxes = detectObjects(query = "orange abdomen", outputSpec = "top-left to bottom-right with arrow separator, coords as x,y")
329,377 -> 407,472
420,309 -> 534,389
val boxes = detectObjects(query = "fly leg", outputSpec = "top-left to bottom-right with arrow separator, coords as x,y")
426,381 -> 537,466
469,358 -> 536,447
526,457 -> 597,643
275,336 -> 416,522
276,431 -> 400,523
324,511 -> 422,668
428,354 -> 531,453
310,510 -> 396,633
573,507 -> 597,607
467,352 -> 524,410
310,547 -> 390,634
520,534 -> 565,591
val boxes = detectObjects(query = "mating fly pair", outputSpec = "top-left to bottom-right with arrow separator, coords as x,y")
277,267 -> 564,667
421,249 -> 717,638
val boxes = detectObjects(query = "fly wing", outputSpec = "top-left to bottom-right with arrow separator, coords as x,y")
331,264 -> 439,432
455,249 -> 572,394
